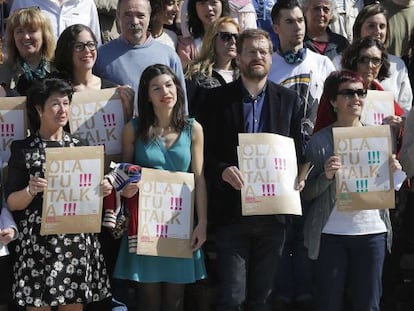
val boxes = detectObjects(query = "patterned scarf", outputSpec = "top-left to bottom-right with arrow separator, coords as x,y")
20,57 -> 48,81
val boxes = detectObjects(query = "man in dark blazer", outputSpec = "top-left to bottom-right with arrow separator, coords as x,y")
201,28 -> 304,311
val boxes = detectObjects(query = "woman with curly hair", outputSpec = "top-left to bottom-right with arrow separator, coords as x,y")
149,0 -> 180,49
315,37 -> 404,133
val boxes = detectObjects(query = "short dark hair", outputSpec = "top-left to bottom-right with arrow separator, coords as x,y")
341,37 -> 390,81
137,64 -> 187,142
271,0 -> 302,24
236,28 -> 273,55
353,4 -> 389,44
26,78 -> 73,132
323,70 -> 366,105
187,0 -> 230,38
54,24 -> 97,81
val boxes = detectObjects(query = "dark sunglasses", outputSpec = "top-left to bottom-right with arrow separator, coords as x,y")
218,32 -> 238,42
357,56 -> 382,67
337,88 -> 367,99
73,41 -> 97,52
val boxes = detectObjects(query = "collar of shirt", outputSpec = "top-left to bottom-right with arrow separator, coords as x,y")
241,82 -> 268,133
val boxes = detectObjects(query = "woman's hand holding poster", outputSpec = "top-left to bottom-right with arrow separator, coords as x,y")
237,133 -> 302,216
40,146 -> 104,235
333,125 -> 394,211
137,168 -> 195,258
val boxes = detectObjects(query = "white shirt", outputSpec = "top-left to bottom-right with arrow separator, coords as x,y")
269,49 -> 336,127
11,0 -> 102,43
330,0 -> 364,42
322,205 -> 387,235
154,29 -> 178,50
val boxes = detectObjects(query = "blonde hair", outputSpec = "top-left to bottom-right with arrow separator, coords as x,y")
6,7 -> 55,65
185,16 -> 239,79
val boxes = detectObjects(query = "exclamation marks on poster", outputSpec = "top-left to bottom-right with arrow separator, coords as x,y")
170,196 -> 183,211
0,123 -> 15,137
261,183 -> 276,196
356,179 -> 369,192
367,151 -> 380,164
102,113 -> 116,127
156,224 -> 168,237
274,157 -> 287,170
63,202 -> 77,215
373,113 -> 385,125
79,173 -> 92,187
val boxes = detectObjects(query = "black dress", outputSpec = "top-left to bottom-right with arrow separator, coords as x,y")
5,133 -> 111,307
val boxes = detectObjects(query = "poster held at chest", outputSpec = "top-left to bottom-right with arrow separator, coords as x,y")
137,168 -> 195,258
68,88 -> 126,167
238,133 -> 302,216
0,97 -> 27,161
360,90 -> 394,126
40,146 -> 104,235
333,125 -> 394,211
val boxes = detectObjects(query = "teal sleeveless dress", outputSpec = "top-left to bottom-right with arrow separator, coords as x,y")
113,118 -> 207,283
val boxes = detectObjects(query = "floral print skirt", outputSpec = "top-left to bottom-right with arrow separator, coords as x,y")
13,208 -> 111,307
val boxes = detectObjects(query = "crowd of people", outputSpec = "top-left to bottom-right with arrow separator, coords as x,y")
0,0 -> 414,310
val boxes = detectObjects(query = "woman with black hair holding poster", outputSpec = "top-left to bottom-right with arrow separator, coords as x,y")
5,78 -> 112,311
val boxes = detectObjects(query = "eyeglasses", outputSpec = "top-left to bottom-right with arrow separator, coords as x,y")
244,49 -> 270,58
218,32 -> 238,42
337,88 -> 367,100
357,56 -> 382,67
73,41 -> 97,52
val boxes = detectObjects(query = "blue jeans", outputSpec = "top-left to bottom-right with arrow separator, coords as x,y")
215,217 -> 285,311
316,233 -> 386,311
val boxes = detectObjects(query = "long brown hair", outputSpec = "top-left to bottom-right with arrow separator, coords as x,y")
137,64 -> 188,142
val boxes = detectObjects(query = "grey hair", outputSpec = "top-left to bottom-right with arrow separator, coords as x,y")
300,0 -> 337,24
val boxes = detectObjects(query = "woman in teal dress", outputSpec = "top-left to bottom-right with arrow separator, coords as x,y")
113,64 -> 207,311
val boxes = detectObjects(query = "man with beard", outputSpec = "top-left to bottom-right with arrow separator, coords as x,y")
201,28 -> 304,311
94,0 -> 187,113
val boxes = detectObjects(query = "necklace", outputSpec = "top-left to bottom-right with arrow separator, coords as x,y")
158,126 -> 172,144
150,125 -> 174,146
152,30 -> 164,39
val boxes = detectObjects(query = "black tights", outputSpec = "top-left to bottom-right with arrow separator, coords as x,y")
136,282 -> 185,311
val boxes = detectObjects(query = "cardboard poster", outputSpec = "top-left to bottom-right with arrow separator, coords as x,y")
238,133 -> 302,216
137,168 -> 194,258
0,97 -> 27,161
360,90 -> 394,126
40,146 -> 104,235
69,88 -> 126,167
333,125 -> 394,211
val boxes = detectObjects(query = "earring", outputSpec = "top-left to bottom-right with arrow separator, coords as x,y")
333,106 -> 337,112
